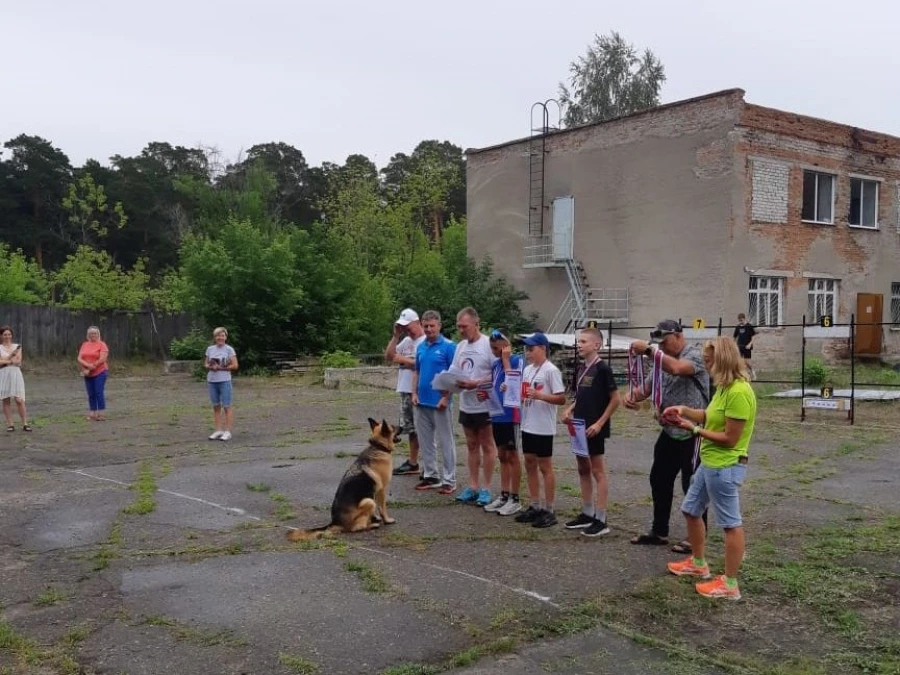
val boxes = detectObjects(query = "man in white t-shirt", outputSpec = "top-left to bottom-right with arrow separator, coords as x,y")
384,308 -> 426,476
452,307 -> 498,507
514,332 -> 566,529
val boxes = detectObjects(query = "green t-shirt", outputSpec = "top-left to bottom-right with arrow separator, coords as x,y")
700,379 -> 757,469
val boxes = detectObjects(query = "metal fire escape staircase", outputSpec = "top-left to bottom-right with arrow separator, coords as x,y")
525,101 -> 628,333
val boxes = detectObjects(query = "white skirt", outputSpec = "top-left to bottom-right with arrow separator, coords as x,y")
0,365 -> 25,399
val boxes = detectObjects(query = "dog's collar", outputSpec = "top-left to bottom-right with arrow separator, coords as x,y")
369,437 -> 393,453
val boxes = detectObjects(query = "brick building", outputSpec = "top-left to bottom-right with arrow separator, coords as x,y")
465,89 -> 900,362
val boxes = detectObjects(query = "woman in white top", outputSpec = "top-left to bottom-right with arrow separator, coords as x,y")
0,325 -> 31,432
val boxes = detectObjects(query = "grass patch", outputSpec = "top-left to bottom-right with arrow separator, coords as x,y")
345,560 -> 393,594
92,519 -> 124,571
0,618 -> 94,674
122,462 -> 157,515
278,652 -> 320,674
34,586 -> 67,607
246,482 -> 271,493
269,492 -> 296,521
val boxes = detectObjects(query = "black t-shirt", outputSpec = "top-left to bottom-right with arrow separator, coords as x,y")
572,359 -> 618,438
733,323 -> 756,349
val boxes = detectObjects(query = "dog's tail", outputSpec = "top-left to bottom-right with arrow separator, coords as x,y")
286,524 -> 341,542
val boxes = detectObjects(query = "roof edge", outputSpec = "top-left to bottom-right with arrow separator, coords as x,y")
465,88 -> 746,156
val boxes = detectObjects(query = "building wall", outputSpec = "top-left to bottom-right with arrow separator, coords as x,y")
467,90 -> 745,335
733,105 -> 900,361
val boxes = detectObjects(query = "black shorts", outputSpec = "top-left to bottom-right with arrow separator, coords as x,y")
493,423 -> 519,451
521,431 -> 553,458
459,411 -> 492,430
586,435 -> 606,457
739,347 -> 752,359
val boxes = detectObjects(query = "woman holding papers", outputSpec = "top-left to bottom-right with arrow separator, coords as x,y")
561,327 -> 620,537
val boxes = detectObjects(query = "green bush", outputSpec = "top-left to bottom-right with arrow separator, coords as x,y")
320,350 -> 360,369
802,357 -> 830,387
169,328 -> 209,360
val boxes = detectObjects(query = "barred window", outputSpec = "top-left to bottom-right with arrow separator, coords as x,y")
807,278 -> 838,322
892,283 -> 900,326
748,276 -> 783,327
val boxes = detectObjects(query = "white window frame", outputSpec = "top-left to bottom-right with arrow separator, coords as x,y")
807,278 -> 839,322
891,282 -> 900,327
801,170 -> 835,225
748,276 -> 783,327
848,177 -> 879,229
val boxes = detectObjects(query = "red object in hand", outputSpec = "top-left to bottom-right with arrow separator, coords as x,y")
662,410 -> 683,426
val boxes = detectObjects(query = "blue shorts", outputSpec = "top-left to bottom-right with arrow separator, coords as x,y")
681,462 -> 746,529
208,381 -> 233,408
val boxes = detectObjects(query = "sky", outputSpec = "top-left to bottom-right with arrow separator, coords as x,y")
4,0 -> 900,169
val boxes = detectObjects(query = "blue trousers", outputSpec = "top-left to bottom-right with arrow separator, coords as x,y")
84,371 -> 108,411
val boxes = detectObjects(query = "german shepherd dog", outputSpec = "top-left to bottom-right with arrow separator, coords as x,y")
286,418 -> 400,542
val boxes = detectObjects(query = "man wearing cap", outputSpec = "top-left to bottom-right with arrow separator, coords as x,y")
385,308 -> 426,476
623,320 -> 710,550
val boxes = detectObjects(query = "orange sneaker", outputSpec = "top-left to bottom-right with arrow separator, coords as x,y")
666,557 -> 711,579
696,575 -> 741,600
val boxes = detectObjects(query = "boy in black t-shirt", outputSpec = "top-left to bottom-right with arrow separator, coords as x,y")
561,328 -> 620,537
733,313 -> 756,379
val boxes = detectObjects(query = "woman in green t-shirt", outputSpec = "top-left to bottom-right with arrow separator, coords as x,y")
661,336 -> 757,600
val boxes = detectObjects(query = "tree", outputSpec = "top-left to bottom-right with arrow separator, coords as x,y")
61,174 -> 128,247
0,244 -> 49,304
558,31 -> 665,127
2,135 -> 73,267
382,141 -> 465,242
52,246 -> 149,312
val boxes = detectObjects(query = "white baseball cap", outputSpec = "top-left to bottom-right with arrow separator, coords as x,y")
395,308 -> 419,326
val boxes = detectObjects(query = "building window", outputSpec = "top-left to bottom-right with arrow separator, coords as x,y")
748,276 -> 783,327
848,178 -> 879,228
892,283 -> 900,326
801,170 -> 835,224
807,278 -> 838,322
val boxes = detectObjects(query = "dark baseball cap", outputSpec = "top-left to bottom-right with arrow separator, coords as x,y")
650,320 -> 682,342
521,332 -> 550,348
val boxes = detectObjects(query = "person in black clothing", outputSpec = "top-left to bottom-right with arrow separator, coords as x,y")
561,327 -> 620,537
733,313 -> 756,380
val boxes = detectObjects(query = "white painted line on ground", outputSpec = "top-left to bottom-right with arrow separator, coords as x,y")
64,469 -> 556,605
62,469 -> 261,521
358,546 -> 560,608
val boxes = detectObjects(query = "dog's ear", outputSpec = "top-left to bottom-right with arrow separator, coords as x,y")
368,417 -> 378,431
380,419 -> 392,437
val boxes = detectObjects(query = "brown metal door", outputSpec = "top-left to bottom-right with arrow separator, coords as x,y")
855,293 -> 883,355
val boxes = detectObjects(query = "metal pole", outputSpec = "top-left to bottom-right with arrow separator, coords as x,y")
717,316 -> 722,337
607,320 -> 613,364
801,314 -> 806,422
850,313 -> 855,425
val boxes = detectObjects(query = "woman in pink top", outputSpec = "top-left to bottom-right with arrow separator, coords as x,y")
77,326 -> 110,420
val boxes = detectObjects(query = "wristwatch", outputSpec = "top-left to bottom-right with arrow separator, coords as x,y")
692,425 -> 701,436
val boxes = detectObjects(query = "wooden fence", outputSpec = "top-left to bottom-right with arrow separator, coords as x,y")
0,304 -> 192,358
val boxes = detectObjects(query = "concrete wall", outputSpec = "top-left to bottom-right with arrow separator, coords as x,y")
467,90 -> 746,336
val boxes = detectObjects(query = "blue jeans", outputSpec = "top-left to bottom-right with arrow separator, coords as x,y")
84,371 -> 108,412
208,381 -> 233,408
681,462 -> 747,529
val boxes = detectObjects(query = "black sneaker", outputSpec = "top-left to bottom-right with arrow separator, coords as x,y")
414,476 -> 441,491
393,460 -> 420,476
514,505 -> 541,523
532,510 -> 558,528
582,519 -> 611,537
564,513 -> 594,530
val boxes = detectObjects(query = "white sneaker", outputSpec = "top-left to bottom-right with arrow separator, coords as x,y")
483,496 -> 507,513
209,430 -> 224,440
498,499 -> 523,516
219,431 -> 232,441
